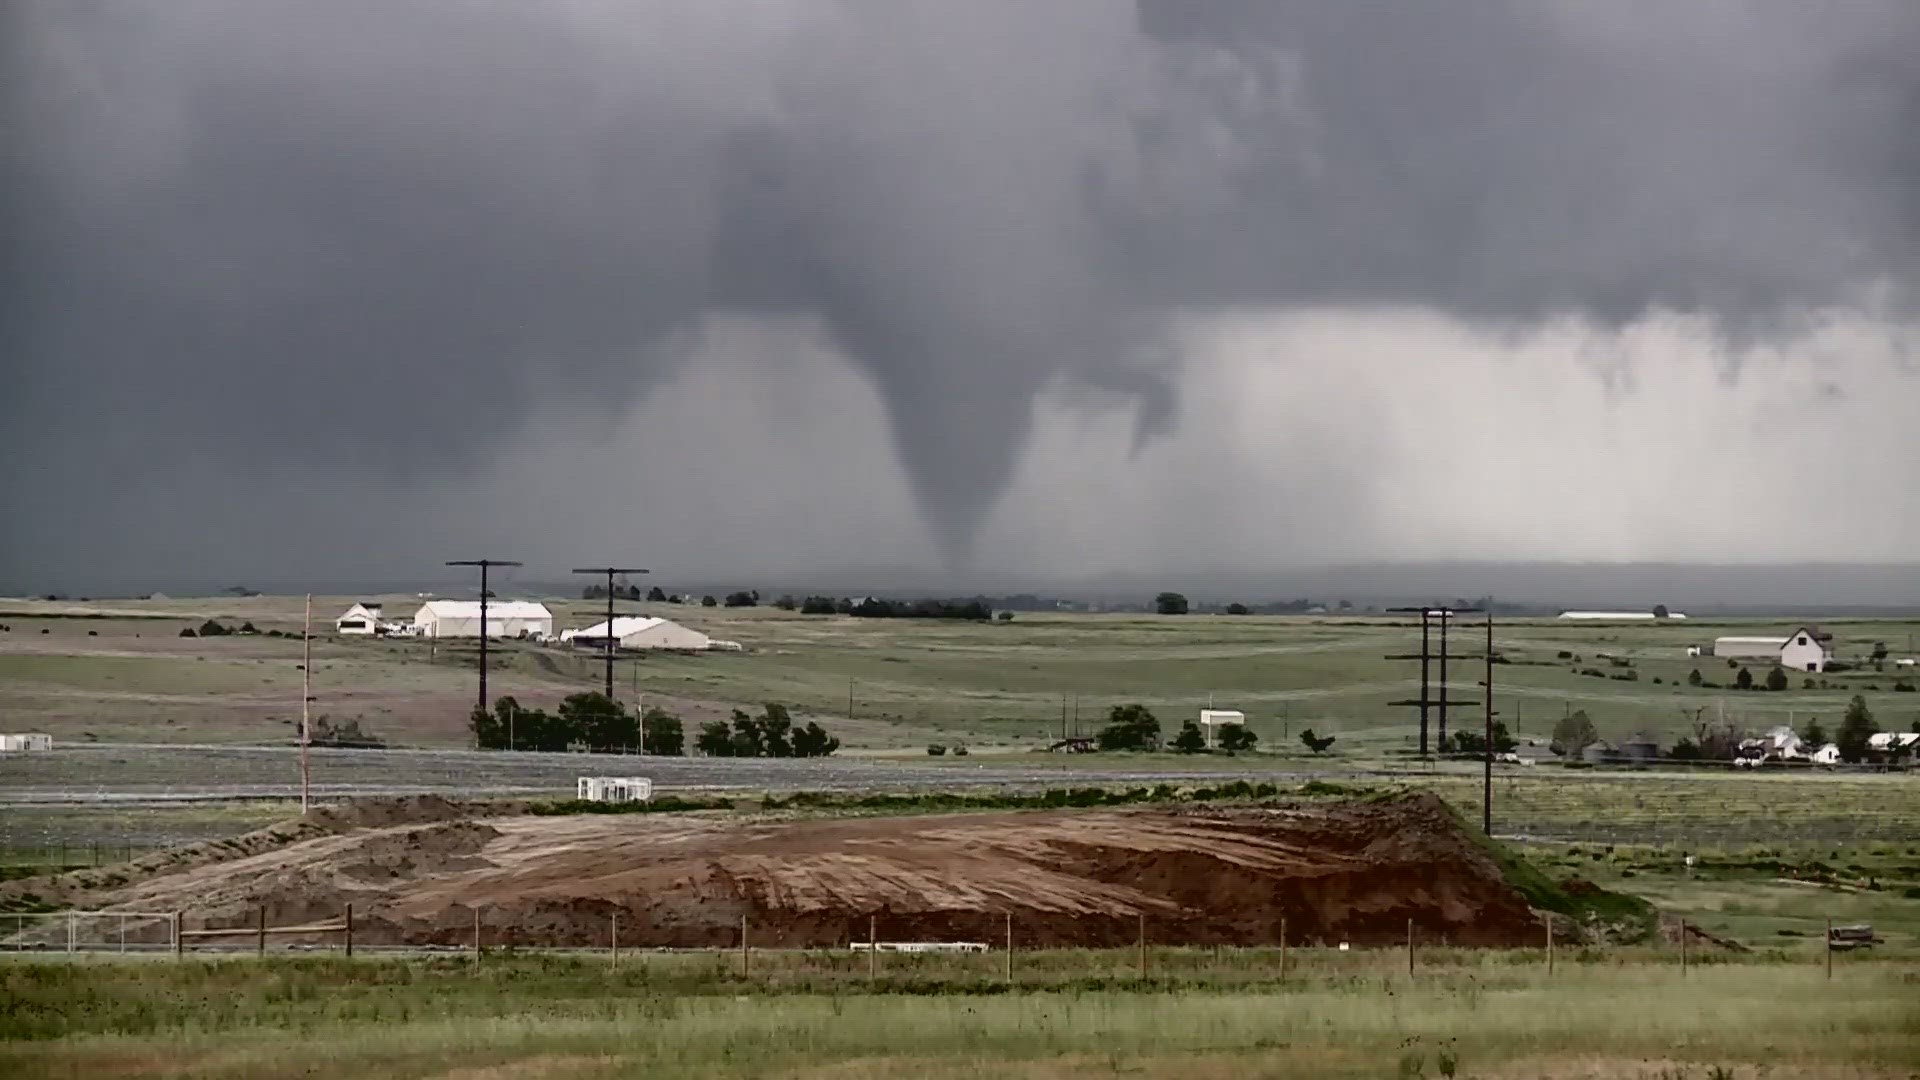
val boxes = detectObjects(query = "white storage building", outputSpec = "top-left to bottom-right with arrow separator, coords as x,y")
1712,636 -> 1789,660
335,603 -> 383,635
1199,709 -> 1245,746
413,600 -> 554,639
569,616 -> 711,651
0,733 -> 53,752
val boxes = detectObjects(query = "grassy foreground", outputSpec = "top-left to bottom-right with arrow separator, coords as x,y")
4,953 -> 1916,1079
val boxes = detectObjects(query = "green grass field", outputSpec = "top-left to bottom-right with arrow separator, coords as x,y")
6,595 -> 1919,753
3,952 -> 1914,1078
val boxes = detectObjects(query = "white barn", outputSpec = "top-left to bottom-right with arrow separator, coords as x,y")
570,616 -> 711,651
413,600 -> 554,639
335,603 -> 383,635
1778,627 -> 1833,673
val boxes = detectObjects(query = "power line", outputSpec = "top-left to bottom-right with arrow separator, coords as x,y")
572,566 -> 649,701
445,559 -> 521,714
1387,606 -> 1482,757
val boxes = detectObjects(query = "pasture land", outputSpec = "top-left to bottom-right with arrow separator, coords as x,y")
4,595 -> 1919,755
2,953 -> 1915,1079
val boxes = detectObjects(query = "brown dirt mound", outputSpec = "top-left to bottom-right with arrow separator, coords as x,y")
50,791 -> 1553,949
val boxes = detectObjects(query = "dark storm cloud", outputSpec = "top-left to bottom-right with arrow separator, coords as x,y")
4,1 -> 1918,579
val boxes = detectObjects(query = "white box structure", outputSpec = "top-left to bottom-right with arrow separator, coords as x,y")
0,733 -> 53,752
1198,709 -> 1245,746
577,776 -> 652,803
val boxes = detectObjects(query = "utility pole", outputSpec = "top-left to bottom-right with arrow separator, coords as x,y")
1484,609 -> 1495,836
1388,606 -> 1481,759
572,566 -> 648,701
446,559 -> 521,713
301,594 -> 312,812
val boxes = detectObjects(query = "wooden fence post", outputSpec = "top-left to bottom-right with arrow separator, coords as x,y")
257,907 -> 266,957
611,912 -> 619,970
473,908 -> 482,964
1280,916 -> 1287,979
1406,918 -> 1414,976
172,911 -> 183,959
1679,919 -> 1687,975
740,914 -> 749,977
1545,915 -> 1554,977
868,915 -> 877,981
344,903 -> 353,958
1137,913 -> 1146,978
1004,912 -> 1013,983
1825,916 -> 1832,980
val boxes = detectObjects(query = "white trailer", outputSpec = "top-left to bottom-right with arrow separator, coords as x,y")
0,733 -> 53,752
576,776 -> 652,803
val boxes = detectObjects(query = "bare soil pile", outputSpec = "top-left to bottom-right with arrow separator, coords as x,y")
33,792 -> 1551,948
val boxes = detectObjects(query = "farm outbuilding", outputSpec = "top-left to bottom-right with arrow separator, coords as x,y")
1199,709 -> 1246,747
1557,611 -> 1687,621
577,777 -> 652,803
334,602 -> 383,635
569,616 -> 711,651
413,600 -> 553,640
0,733 -> 53,752
1778,627 -> 1833,673
1713,636 -> 1788,659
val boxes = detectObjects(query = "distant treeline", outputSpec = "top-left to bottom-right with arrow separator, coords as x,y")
784,596 -> 993,621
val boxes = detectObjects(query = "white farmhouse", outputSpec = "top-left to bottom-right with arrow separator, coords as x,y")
569,616 -> 711,651
413,600 -> 554,639
334,602 -> 383,635
1777,627 -> 1833,673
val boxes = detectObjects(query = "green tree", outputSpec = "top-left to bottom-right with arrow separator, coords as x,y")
724,591 -> 758,608
1224,603 -> 1250,616
1299,728 -> 1336,754
646,586 -> 667,602
729,709 -> 766,757
1735,667 -> 1754,691
1765,666 -> 1788,692
1097,704 -> 1162,751
1836,695 -> 1879,763
801,596 -> 838,615
469,703 -> 503,750
1218,723 -> 1258,752
695,720 -> 733,756
641,707 -> 683,756
758,703 -> 794,757
773,595 -> 798,611
792,721 -> 840,757
1154,592 -> 1189,616
1800,718 -> 1828,749
1172,721 -> 1207,753
701,595 -> 718,607
1669,737 -> 1703,761
1687,668 -> 1704,687
1549,710 -> 1599,758
559,692 -> 635,750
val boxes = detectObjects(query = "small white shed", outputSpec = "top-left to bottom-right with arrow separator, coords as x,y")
1199,709 -> 1246,746
0,733 -> 53,752
577,776 -> 652,803
335,603 -> 383,635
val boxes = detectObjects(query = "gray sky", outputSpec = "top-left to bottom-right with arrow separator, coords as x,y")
4,1 -> 1918,595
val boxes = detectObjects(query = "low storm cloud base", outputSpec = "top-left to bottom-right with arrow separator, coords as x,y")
3,1 -> 1917,588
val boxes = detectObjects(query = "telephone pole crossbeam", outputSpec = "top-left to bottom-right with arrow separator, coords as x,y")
446,559 -> 522,715
572,566 -> 649,703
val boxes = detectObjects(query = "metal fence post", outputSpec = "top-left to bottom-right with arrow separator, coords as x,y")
66,911 -> 75,955
868,915 -> 877,981
1004,912 -> 1013,983
257,907 -> 267,957
1825,916 -> 1832,979
611,912 -> 619,970
1406,918 -> 1414,976
1280,916 -> 1287,978
172,911 -> 183,959
344,903 -> 353,958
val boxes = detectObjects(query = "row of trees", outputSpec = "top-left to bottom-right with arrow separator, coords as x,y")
774,595 -> 995,621
471,693 -> 684,754
692,703 -> 839,758
1549,695 -> 1913,764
